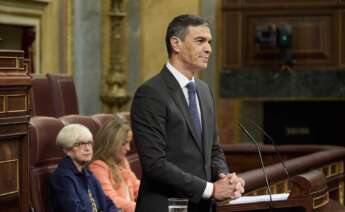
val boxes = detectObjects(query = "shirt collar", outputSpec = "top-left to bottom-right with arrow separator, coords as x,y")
166,61 -> 195,89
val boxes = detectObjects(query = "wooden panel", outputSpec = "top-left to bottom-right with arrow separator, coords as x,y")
0,95 -> 4,113
243,0 -> 338,8
0,196 -> 18,212
222,0 -> 339,10
243,10 -> 338,67
341,10 -> 345,67
0,160 -> 18,196
0,124 -> 27,136
219,99 -> 241,144
6,94 -> 27,113
222,0 -> 241,9
0,56 -> 24,73
0,141 -> 19,161
0,57 -> 17,69
222,11 -> 242,68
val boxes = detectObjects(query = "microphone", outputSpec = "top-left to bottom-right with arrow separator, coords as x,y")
249,120 -> 290,181
239,123 -> 273,208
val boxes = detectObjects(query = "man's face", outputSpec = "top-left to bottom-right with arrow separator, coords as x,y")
176,25 -> 212,72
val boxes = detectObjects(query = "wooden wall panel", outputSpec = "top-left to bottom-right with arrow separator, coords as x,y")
219,0 -> 345,145
243,10 -> 338,67
0,95 -> 4,113
0,125 -> 26,136
341,10 -> 345,67
243,0 -> 337,8
0,57 -> 17,71
219,99 -> 241,144
6,94 -> 27,113
223,0 -> 338,9
0,56 -> 24,73
222,0 -> 241,9
0,160 -> 18,196
222,11 -> 242,68
221,0 -> 342,69
0,141 -> 18,161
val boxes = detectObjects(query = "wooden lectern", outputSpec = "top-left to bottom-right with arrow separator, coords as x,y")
217,170 -> 345,212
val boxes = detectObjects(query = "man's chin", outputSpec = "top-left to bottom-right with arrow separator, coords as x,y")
191,63 -> 208,73
199,65 -> 208,71
195,64 -> 208,70
200,62 -> 209,69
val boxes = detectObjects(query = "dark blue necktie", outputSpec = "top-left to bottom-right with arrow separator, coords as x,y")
186,82 -> 202,141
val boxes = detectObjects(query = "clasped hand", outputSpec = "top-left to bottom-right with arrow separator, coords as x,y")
212,172 -> 245,201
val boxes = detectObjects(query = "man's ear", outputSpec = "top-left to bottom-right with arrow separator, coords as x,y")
170,36 -> 181,53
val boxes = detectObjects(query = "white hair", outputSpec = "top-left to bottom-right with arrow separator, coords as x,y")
56,124 -> 93,148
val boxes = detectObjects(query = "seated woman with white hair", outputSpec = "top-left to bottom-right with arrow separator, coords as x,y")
48,124 -> 119,212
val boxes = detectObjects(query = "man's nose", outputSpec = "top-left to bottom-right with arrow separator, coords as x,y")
204,43 -> 212,54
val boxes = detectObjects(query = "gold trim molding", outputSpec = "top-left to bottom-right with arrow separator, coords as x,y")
321,161 -> 343,178
339,181 -> 344,205
313,192 -> 329,209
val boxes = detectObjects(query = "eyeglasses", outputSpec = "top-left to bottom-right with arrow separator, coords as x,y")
72,141 -> 93,149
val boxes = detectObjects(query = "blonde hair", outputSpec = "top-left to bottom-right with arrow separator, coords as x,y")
56,124 -> 93,148
92,118 -> 131,184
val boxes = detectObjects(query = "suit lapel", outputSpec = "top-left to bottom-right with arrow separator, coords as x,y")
161,67 -> 203,153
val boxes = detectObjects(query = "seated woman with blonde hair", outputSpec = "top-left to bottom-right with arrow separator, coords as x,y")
89,118 -> 140,212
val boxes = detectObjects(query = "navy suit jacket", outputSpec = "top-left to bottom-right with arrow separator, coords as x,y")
131,66 -> 229,212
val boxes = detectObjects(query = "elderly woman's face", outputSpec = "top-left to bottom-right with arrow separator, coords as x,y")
67,137 -> 93,167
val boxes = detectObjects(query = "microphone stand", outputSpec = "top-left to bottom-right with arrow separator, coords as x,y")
249,120 -> 290,181
239,123 -> 273,211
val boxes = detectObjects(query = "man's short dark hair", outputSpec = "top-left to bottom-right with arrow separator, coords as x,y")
165,14 -> 209,58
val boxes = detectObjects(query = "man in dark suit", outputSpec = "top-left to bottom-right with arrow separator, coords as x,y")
131,14 -> 245,212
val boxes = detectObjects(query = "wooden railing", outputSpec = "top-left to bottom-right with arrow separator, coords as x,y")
221,144 -> 345,211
